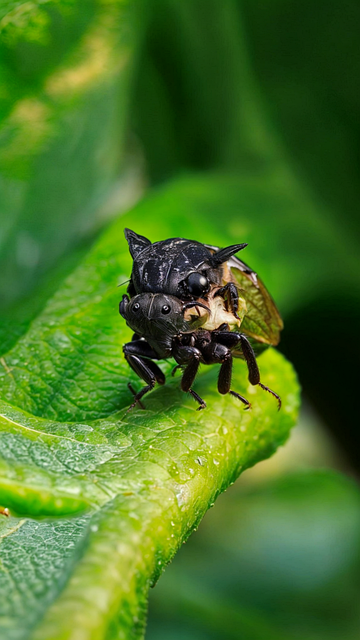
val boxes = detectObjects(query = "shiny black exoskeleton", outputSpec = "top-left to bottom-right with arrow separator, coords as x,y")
119,292 -> 280,411
124,228 -> 248,318
120,230 -> 283,411
119,292 -> 208,359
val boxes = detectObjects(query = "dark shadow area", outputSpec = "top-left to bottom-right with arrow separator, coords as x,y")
280,292 -> 360,472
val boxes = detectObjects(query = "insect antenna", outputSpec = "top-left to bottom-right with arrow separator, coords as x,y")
117,279 -> 130,288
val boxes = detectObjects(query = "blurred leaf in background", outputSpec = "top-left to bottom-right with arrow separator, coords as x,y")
132,0 -> 360,469
0,0 -> 145,315
241,0 -> 360,240
148,470 -> 360,640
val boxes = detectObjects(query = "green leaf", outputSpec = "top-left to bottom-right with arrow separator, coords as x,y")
0,179 -> 299,638
0,347 -> 298,639
0,168 -> 355,423
148,471 -> 360,640
0,0 -> 145,312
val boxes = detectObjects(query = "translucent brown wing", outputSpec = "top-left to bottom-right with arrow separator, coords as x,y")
205,245 -> 283,346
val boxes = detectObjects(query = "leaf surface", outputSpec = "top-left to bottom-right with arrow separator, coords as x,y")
0,181 -> 300,638
0,347 -> 298,639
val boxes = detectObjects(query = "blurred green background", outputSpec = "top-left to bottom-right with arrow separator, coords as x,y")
0,1 -> 359,639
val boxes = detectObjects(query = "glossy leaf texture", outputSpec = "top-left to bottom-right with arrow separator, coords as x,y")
0,181 -> 300,639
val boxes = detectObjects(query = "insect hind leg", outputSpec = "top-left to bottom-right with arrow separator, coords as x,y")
258,383 -> 282,410
127,382 -> 146,410
239,334 -> 281,410
181,353 -> 206,410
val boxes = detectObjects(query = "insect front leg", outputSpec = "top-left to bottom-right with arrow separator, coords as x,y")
214,282 -> 240,320
217,352 -> 251,408
202,336 -> 250,408
173,342 -> 206,410
123,340 -> 165,410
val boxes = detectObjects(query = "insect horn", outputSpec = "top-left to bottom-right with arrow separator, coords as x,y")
124,228 -> 152,259
210,243 -> 248,267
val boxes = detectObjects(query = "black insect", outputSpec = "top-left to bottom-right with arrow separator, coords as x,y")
119,292 -> 277,410
123,229 -> 283,346
124,228 -> 248,320
119,229 -> 283,411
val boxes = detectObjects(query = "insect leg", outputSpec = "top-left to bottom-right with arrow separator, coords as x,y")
173,343 -> 206,410
257,383 -> 282,410
239,334 -> 260,384
181,353 -> 200,392
216,350 -> 251,408
171,364 -> 182,377
213,330 -> 241,348
125,354 -> 165,410
188,389 -> 206,410
214,282 -> 240,319
239,334 -> 281,409
123,341 -> 165,410
124,339 -> 159,359
124,353 -> 155,409
127,382 -> 145,409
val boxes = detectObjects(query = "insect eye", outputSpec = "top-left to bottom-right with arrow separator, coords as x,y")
161,305 -> 171,315
133,302 -> 140,312
186,272 -> 209,297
